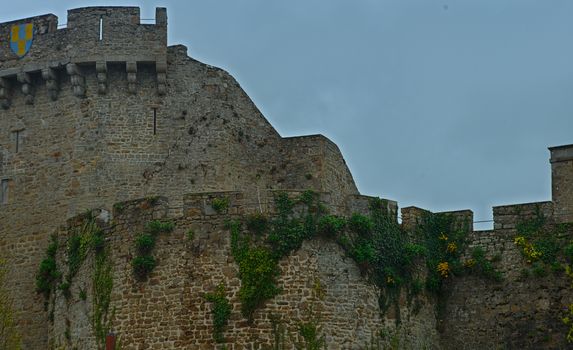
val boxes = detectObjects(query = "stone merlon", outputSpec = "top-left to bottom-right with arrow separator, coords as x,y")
549,143 -> 573,223
0,7 -> 167,103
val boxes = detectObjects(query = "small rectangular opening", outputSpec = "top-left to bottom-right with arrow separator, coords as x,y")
153,108 -> 157,135
12,129 -> 23,153
99,16 -> 103,41
1,179 -> 9,205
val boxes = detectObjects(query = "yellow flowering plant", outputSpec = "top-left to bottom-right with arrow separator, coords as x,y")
437,262 -> 450,278
463,259 -> 476,268
446,242 -> 457,253
514,235 -> 542,263
514,236 -> 526,246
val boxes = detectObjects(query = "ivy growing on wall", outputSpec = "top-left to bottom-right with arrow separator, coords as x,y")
93,250 -> 114,348
338,200 -> 428,318
63,215 -> 106,298
510,207 -> 573,343
226,191 -> 503,331
295,278 -> 327,350
204,283 -> 232,343
0,259 -> 22,350
513,208 -> 572,275
211,197 -> 230,214
35,212 -> 116,349
132,220 -> 175,280
36,234 -> 60,300
227,191 -> 325,320
414,212 -> 470,293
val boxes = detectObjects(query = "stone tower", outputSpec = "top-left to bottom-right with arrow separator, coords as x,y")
0,7 -> 360,348
550,144 -> 573,223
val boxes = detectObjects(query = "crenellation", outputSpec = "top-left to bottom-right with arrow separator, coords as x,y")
437,209 -> 474,231
492,201 -> 554,230
550,144 -> 573,223
0,6 -> 168,103
400,206 -> 431,231
344,193 -> 397,217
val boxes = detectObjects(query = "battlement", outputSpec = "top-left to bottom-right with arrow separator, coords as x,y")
550,144 -> 573,223
0,7 -> 167,107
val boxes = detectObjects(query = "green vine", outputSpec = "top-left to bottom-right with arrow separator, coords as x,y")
36,212 -> 116,348
464,247 -> 503,281
132,220 -> 175,280
204,283 -> 232,343
295,278 -> 326,350
510,210 -> 573,342
0,259 -> 22,349
93,251 -> 114,349
211,197 -> 230,214
296,321 -> 325,350
269,314 -> 288,350
513,209 -> 570,275
226,192 -> 502,335
229,220 -> 281,320
417,213 -> 470,291
508,208 -> 573,343
66,217 -> 105,290
36,234 -> 61,299
336,199 -> 426,321
228,191 -> 326,320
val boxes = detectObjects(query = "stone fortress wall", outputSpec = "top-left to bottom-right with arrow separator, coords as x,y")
47,191 -> 439,349
0,7 -> 359,349
0,6 -> 572,349
400,147 -> 573,349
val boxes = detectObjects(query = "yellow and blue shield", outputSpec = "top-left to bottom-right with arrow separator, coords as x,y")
10,23 -> 33,58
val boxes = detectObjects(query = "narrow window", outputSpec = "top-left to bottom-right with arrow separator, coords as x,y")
99,16 -> 103,41
153,108 -> 157,135
1,179 -> 9,205
12,129 -> 23,153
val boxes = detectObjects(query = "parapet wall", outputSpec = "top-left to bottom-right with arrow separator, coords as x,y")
493,201 -> 554,230
47,191 -> 437,349
280,135 -> 359,209
0,7 -> 167,107
401,200 -> 573,349
44,188 -> 573,349
0,7 -> 166,67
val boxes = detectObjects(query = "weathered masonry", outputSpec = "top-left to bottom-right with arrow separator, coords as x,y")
0,7 -> 360,349
0,6 -> 572,350
550,144 -> 573,224
0,7 -> 167,106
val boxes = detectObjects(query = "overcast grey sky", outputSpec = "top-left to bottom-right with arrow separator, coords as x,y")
3,1 -> 572,229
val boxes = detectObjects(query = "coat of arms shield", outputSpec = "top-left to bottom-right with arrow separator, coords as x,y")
10,23 -> 33,58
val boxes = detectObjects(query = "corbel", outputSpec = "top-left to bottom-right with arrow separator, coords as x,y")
96,61 -> 107,94
0,78 -> 12,109
66,63 -> 85,97
17,72 -> 34,105
156,61 -> 167,96
41,67 -> 59,101
126,61 -> 137,94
